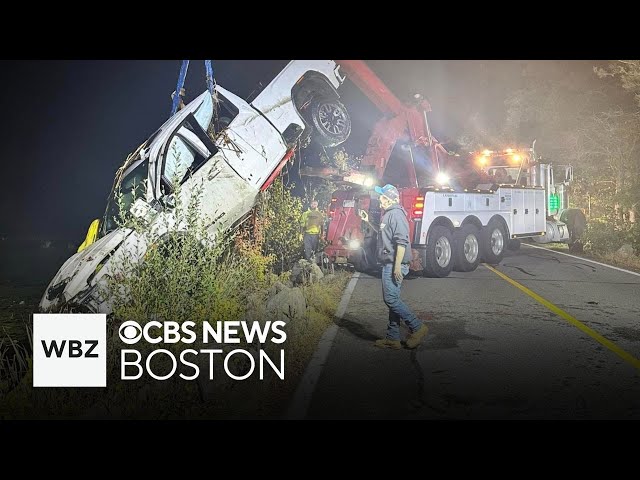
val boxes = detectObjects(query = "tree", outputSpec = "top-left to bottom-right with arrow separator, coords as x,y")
595,61 -> 640,107
258,177 -> 304,273
572,109 -> 640,223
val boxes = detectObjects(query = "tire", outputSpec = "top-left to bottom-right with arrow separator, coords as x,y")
351,245 -> 377,273
453,224 -> 481,272
507,239 -> 521,251
480,220 -> 507,264
423,225 -> 453,278
350,249 -> 366,272
309,96 -> 351,147
564,208 -> 587,244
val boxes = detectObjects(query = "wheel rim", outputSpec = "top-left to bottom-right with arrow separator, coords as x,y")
318,101 -> 348,136
435,236 -> 452,268
491,228 -> 504,255
464,234 -> 479,263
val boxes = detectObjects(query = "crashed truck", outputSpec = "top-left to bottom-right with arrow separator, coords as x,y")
40,60 -> 352,314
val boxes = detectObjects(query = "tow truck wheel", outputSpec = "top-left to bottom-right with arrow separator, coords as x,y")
309,96 -> 351,147
423,225 -> 453,278
481,220 -> 507,264
453,224 -> 481,272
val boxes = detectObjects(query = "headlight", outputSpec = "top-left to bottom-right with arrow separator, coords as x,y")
348,239 -> 361,250
436,172 -> 450,185
363,177 -> 375,187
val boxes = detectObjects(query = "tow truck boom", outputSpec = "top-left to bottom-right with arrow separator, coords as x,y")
304,60 -> 446,187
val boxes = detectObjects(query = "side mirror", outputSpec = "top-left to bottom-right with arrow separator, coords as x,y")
565,166 -> 573,183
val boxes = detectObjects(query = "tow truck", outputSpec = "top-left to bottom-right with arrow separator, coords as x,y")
318,61 -> 586,277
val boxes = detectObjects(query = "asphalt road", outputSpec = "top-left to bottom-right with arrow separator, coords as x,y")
302,245 -> 640,419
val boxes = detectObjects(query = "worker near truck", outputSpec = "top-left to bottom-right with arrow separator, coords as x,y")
372,184 -> 429,350
300,200 -> 324,261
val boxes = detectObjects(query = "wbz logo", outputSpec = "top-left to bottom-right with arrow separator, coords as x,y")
33,314 -> 106,387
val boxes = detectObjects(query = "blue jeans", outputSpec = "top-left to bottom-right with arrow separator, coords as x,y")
303,233 -> 319,261
381,263 -> 422,341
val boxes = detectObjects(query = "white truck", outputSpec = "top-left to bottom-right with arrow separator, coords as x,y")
327,146 -> 586,277
40,60 -> 351,314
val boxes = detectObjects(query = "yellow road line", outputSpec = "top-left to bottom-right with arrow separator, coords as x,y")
483,263 -> 640,371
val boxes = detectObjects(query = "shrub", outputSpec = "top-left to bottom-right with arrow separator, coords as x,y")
583,219 -> 627,254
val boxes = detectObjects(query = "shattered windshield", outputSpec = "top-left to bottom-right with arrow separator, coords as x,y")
102,160 -> 149,236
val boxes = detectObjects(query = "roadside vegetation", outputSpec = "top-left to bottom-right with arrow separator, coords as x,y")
458,61 -> 640,263
0,176 -> 350,419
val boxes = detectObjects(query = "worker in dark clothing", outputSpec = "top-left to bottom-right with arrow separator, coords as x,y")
371,184 -> 428,349
493,167 -> 513,184
300,200 -> 324,262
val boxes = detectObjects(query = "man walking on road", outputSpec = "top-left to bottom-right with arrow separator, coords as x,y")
300,200 -> 324,262
373,184 -> 428,349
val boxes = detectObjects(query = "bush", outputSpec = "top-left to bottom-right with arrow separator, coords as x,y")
583,219 -> 627,254
257,177 -> 303,273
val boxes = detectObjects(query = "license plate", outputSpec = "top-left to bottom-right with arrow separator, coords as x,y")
343,200 -> 355,208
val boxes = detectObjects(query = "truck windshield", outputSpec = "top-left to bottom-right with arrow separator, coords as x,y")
102,160 -> 149,235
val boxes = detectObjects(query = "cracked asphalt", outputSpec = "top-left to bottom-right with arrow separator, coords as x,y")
305,245 -> 640,419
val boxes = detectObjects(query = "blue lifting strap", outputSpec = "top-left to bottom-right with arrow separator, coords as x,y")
205,60 -> 215,96
171,60 -> 190,116
171,60 -> 216,116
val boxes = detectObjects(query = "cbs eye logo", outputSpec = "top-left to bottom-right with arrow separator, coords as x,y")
119,321 -> 142,345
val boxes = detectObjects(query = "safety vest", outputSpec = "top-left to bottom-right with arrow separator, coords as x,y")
301,209 -> 323,235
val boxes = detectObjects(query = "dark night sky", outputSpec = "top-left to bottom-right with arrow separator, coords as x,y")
0,59 -> 603,242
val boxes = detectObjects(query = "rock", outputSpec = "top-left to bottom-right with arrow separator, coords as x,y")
244,292 -> 268,324
267,282 -> 289,299
616,244 -> 634,257
291,259 -> 324,285
266,287 -> 307,323
310,263 -> 324,282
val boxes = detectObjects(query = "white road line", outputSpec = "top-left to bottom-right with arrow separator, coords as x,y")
284,272 -> 360,420
523,243 -> 640,278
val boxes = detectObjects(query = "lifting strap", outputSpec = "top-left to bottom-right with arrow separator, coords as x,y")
170,60 -> 215,116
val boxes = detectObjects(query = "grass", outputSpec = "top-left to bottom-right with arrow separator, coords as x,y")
184,270 -> 352,419
0,180 -> 351,419
0,270 -> 352,419
0,327 -> 31,395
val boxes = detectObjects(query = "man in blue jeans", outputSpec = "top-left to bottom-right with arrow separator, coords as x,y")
372,184 -> 428,349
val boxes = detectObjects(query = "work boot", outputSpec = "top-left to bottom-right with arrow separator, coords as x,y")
405,324 -> 429,349
374,338 -> 402,350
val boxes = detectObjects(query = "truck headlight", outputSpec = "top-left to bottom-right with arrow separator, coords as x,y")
348,239 -> 361,250
436,172 -> 450,185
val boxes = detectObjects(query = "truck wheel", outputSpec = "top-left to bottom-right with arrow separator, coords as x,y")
423,225 -> 453,278
309,96 -> 351,147
481,220 -> 507,264
453,224 -> 481,272
565,208 -> 587,244
350,249 -> 366,272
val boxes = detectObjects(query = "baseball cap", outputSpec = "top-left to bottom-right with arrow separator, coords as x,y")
374,184 -> 400,201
